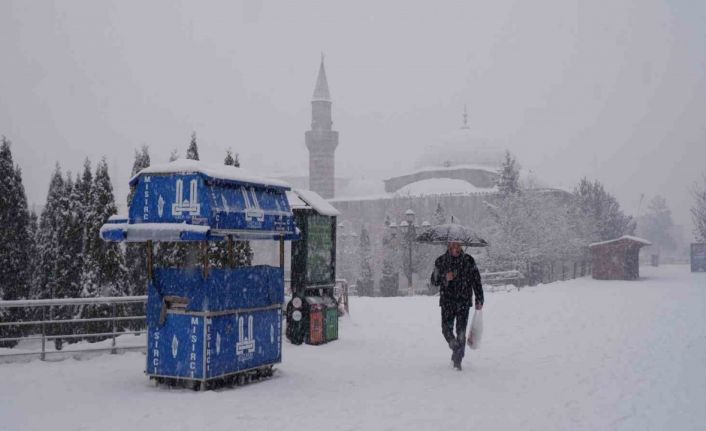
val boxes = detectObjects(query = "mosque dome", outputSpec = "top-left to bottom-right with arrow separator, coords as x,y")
414,107 -> 504,170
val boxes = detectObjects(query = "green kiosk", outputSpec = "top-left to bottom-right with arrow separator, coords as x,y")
285,189 -> 341,345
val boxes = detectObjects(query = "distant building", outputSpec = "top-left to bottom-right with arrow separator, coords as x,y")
305,56 -> 339,199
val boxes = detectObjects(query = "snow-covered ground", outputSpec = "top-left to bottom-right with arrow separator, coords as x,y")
1,265 -> 704,431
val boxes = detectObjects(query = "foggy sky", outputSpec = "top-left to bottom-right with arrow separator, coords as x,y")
1,0 -> 705,229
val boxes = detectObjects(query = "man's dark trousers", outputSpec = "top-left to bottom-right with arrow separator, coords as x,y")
441,302 -> 471,362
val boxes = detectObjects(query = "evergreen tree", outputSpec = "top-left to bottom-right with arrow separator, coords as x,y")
64,173 -> 85,298
224,149 -> 235,166
692,174 -> 706,242
125,147 -> 150,296
186,132 -> 200,160
32,164 -> 79,348
33,164 -> 65,300
379,216 -> 399,296
356,226 -> 374,296
0,138 -> 32,347
497,150 -> 520,196
638,195 -> 676,255
433,202 -> 447,226
570,178 -> 635,242
169,149 -> 179,162
127,146 -> 150,205
80,158 -> 127,340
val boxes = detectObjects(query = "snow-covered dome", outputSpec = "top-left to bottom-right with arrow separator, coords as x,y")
415,116 -> 505,170
394,178 -> 495,197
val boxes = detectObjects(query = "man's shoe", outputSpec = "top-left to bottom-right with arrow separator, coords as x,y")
453,358 -> 462,371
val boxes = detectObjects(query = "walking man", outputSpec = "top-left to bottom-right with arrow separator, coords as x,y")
431,241 -> 484,370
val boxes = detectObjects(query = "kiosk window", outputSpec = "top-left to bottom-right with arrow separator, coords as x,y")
306,215 -> 333,285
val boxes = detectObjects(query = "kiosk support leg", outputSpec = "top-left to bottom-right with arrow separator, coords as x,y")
279,235 -> 285,269
227,235 -> 234,268
146,241 -> 154,281
201,241 -> 209,278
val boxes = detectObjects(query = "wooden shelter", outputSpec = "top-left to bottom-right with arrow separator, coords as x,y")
589,236 -> 652,280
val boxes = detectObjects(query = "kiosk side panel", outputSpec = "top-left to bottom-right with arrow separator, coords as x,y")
206,309 -> 282,378
146,314 -> 205,380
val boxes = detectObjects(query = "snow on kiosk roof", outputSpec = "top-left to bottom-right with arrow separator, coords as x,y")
589,235 -> 652,248
103,160 -> 299,242
286,188 -> 341,217
130,159 -> 291,189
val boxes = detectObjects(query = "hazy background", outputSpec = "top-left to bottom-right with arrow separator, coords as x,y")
1,0 -> 704,229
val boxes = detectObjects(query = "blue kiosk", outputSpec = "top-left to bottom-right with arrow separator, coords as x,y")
101,160 -> 298,389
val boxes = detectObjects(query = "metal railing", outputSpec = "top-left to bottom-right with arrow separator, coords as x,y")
0,278 -> 352,362
0,296 -> 147,360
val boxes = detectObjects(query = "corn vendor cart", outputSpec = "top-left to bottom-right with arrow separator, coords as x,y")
284,189 -> 340,346
100,160 -> 299,390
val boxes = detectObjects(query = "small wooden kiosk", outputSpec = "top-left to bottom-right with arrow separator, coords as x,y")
589,236 -> 652,280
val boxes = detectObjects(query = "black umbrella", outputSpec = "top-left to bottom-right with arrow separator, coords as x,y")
415,222 -> 488,247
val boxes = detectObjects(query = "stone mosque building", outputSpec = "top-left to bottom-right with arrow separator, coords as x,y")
283,57 -> 570,289
293,57 -> 511,229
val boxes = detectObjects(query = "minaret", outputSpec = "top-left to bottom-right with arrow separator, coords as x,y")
305,55 -> 338,198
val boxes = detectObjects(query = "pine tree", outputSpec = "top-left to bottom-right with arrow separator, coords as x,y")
224,149 -> 235,166
80,158 -> 127,341
127,146 -> 150,205
32,164 -> 78,348
379,216 -> 399,296
356,226 -> 374,296
125,147 -> 150,296
169,149 -> 179,162
692,175 -> 706,242
433,202 -> 447,226
497,150 -> 520,196
570,178 -> 635,242
186,132 -> 200,160
0,138 -> 33,347
33,164 -> 65,300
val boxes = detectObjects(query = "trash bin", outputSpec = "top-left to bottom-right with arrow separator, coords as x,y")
285,296 -> 306,345
305,297 -> 325,345
322,296 -> 339,342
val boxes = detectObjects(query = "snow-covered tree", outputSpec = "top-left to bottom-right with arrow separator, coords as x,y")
125,147 -> 150,296
692,174 -> 706,242
186,132 -> 200,160
356,226 -> 374,296
0,138 -> 32,346
497,150 -> 520,196
0,138 -> 32,302
80,158 -> 127,340
433,202 -> 446,226
224,149 -> 235,166
169,149 -> 179,162
570,178 -> 635,242
379,216 -> 399,296
638,195 -> 676,255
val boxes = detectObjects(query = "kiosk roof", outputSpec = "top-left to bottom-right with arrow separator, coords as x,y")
131,159 -> 291,189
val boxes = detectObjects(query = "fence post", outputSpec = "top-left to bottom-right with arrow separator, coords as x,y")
40,307 -> 46,361
111,303 -> 117,354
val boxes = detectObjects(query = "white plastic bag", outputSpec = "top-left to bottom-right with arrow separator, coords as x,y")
467,309 -> 483,350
